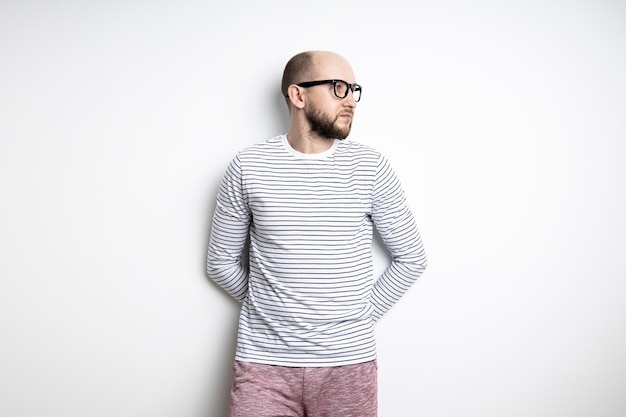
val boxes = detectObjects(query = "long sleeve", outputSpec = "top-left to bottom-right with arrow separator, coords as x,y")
206,154 -> 251,302
369,156 -> 427,322
206,136 -> 427,366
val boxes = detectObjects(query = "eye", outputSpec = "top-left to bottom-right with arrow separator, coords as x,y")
334,81 -> 348,97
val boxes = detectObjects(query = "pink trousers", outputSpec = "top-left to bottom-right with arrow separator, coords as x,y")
228,360 -> 378,417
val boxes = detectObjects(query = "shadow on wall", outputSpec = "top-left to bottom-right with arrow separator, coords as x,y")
271,76 -> 291,135
207,324 -> 238,417
202,77 -> 290,417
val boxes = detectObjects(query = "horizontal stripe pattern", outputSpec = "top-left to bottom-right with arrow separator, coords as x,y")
207,135 -> 426,366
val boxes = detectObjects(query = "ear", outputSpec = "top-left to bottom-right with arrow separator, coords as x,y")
286,85 -> 306,109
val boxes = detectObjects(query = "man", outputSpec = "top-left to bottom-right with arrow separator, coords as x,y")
207,51 -> 427,417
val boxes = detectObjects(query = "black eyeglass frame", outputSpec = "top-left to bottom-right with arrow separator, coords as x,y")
295,79 -> 362,102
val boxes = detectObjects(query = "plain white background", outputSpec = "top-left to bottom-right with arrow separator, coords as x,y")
1,1 -> 625,416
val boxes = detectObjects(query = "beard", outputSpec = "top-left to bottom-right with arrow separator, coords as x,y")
305,106 -> 352,140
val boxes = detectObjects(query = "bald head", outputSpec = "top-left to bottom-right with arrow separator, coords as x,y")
281,51 -> 355,104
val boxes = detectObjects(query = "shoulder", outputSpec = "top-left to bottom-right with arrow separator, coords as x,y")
336,139 -> 386,166
227,136 -> 288,177
237,135 -> 284,160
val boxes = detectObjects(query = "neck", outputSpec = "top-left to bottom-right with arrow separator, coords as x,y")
285,129 -> 335,154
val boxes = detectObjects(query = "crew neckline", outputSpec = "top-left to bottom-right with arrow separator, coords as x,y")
281,134 -> 339,159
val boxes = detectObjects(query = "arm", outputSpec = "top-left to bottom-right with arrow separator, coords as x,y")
370,156 -> 427,322
206,154 -> 251,302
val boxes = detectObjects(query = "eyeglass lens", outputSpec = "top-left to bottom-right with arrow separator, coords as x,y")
334,81 -> 361,102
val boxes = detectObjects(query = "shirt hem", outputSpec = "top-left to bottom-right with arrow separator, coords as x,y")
233,353 -> 378,368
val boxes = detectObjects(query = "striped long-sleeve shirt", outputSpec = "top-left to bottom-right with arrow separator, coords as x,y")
207,134 -> 427,367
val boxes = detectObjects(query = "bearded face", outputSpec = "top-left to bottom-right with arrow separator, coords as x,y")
304,105 -> 352,140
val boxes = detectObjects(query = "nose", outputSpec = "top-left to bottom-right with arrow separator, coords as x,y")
343,89 -> 357,107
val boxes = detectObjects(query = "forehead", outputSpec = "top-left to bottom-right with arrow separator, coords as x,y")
311,52 -> 356,82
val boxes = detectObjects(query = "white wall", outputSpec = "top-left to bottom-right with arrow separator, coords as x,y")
1,1 -> 625,416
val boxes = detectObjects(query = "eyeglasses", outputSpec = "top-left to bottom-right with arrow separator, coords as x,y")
296,79 -> 362,102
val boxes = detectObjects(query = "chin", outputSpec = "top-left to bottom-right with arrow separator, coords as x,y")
334,124 -> 351,140
338,128 -> 351,140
